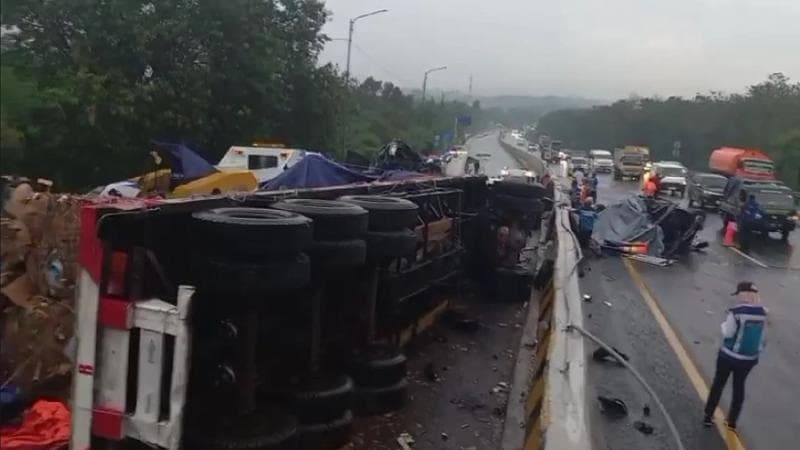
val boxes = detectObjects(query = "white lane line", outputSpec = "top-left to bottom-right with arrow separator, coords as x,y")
728,247 -> 769,268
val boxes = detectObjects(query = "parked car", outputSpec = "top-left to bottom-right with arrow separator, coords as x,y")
687,172 -> 727,209
651,161 -> 687,198
719,177 -> 797,241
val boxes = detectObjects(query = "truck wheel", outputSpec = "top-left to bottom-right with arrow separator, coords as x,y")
308,239 -> 367,272
193,207 -> 312,257
349,347 -> 407,388
492,180 -> 546,198
781,229 -> 791,242
199,253 -> 310,299
286,373 -> 353,424
365,229 -> 418,260
491,193 -> 542,213
185,407 -> 298,450
353,378 -> 408,416
271,199 -> 368,240
338,195 -> 419,231
296,410 -> 354,450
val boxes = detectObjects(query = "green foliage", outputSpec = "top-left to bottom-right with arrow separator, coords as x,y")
537,73 -> 800,189
1,0 -> 485,189
1,0 -> 336,189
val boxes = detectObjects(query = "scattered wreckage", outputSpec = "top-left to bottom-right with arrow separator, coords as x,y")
590,195 -> 708,263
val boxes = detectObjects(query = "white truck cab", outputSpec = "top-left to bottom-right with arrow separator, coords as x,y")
217,143 -> 306,183
589,149 -> 613,173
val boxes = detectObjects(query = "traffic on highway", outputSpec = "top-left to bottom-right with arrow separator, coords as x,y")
496,129 -> 798,450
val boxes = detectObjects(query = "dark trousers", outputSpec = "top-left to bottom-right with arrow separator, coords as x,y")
704,351 -> 757,425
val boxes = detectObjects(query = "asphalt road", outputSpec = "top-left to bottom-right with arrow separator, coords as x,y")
465,132 -> 519,177
580,171 -> 800,450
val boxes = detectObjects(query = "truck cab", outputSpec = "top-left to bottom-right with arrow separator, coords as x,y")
588,149 -> 613,173
217,144 -> 306,183
613,146 -> 648,180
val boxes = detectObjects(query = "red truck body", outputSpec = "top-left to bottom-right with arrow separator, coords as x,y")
709,147 -> 775,179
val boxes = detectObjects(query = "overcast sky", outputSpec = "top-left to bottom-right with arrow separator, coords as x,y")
319,0 -> 800,99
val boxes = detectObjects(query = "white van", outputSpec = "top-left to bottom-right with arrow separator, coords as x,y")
217,144 -> 306,183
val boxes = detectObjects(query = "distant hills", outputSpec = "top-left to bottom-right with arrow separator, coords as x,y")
477,95 -> 605,111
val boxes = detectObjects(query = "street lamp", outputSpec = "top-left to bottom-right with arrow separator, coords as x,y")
345,9 -> 388,81
422,66 -> 447,101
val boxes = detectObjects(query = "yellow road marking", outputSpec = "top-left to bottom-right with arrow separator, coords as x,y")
624,259 -> 747,450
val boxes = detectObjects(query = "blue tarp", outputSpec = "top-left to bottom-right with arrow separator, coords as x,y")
260,153 -> 375,190
152,141 -> 218,180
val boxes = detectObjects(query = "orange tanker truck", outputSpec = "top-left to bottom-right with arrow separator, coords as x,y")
709,146 -> 775,179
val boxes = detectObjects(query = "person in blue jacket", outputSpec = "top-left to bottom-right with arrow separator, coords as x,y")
590,171 -> 599,201
738,194 -> 763,251
703,281 -> 767,431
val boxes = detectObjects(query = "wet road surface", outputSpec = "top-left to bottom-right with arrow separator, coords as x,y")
351,132 -> 534,449
578,170 -> 799,450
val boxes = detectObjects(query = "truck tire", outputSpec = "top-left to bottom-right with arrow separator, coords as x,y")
193,208 -> 312,257
286,373 -> 353,424
781,229 -> 791,242
349,347 -> 407,388
296,410 -> 354,450
338,195 -> 419,231
199,253 -> 310,299
271,199 -> 368,240
353,378 -> 408,416
365,229 -> 418,260
492,180 -> 546,198
491,194 -> 543,214
185,407 -> 298,450
308,239 -> 367,272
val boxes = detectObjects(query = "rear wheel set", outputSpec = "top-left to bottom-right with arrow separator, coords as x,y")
189,207 -> 316,449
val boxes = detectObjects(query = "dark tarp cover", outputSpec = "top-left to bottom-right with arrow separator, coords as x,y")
260,153 -> 375,190
152,141 -> 218,180
591,196 -> 665,256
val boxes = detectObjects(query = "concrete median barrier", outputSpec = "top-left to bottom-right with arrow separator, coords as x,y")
497,135 -> 547,177
502,183 -> 590,450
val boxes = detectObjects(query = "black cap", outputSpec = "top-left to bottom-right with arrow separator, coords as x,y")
732,282 -> 758,295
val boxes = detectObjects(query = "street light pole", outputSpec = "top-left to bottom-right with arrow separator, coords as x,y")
344,9 -> 388,81
422,66 -> 447,102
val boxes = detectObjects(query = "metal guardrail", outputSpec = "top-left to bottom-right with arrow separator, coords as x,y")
495,133 -> 590,449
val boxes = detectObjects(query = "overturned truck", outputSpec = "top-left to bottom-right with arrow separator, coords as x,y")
61,173 -> 554,450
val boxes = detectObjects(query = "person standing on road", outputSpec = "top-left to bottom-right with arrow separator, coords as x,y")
590,172 -> 599,201
703,281 -> 767,432
738,193 -> 762,251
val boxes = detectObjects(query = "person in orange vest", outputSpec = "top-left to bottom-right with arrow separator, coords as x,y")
643,178 -> 658,197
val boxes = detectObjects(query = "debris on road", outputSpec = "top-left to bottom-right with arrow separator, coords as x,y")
583,294 -> 593,302
643,404 -> 651,417
397,432 -> 415,449
440,432 -> 448,441
597,396 -> 628,417
592,347 -> 629,365
603,301 -> 613,307
634,420 -> 654,435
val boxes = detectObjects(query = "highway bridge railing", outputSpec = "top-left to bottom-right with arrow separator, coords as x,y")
498,134 -> 591,450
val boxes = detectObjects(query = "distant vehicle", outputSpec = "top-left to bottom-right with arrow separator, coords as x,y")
217,143 -> 306,183
569,156 -> 590,174
651,161 -> 688,197
719,177 -> 796,241
613,146 -> 650,180
589,149 -> 613,173
709,147 -> 774,179
687,172 -> 728,209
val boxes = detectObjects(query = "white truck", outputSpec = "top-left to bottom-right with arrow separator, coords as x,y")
589,149 -> 613,173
